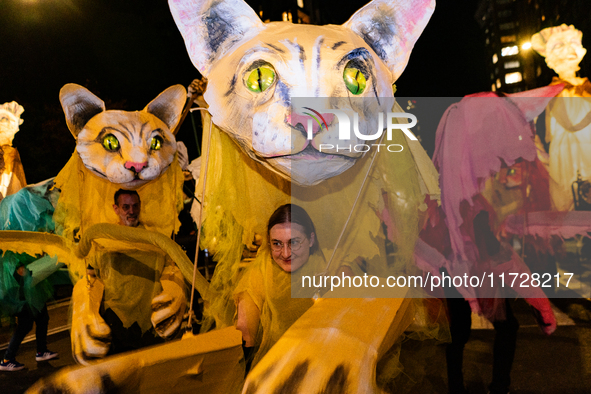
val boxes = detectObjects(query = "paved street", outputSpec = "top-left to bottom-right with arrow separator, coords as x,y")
1,298 -> 590,393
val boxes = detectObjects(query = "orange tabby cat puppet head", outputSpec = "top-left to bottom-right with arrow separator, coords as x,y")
59,84 -> 186,189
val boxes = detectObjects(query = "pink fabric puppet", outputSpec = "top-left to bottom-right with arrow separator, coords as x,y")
421,84 -> 564,333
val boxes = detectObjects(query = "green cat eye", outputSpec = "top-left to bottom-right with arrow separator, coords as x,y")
102,134 -> 120,151
343,66 -> 367,95
150,136 -> 163,150
245,65 -> 275,93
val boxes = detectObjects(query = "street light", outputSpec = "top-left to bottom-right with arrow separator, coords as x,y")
522,42 -> 532,50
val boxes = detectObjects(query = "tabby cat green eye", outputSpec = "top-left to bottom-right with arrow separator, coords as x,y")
343,64 -> 367,95
245,65 -> 276,93
102,134 -> 120,151
150,136 -> 163,150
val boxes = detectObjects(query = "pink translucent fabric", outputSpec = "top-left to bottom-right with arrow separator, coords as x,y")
421,86 -> 563,327
502,211 -> 591,239
432,85 -> 563,261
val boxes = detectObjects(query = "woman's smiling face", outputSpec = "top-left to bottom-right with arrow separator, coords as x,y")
269,222 -> 315,273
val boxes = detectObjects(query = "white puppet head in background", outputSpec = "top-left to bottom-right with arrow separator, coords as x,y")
0,101 -> 24,146
169,0 -> 435,185
532,24 -> 586,80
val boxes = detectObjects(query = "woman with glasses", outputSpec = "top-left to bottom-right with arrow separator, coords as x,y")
234,203 -> 325,371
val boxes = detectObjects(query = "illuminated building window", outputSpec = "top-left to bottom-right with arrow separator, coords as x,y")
492,53 -> 499,64
536,66 -> 542,76
499,22 -> 516,30
504,60 -> 520,69
501,45 -> 519,56
492,84 -> 497,92
496,78 -> 501,88
486,37 -> 490,45
505,72 -> 522,84
282,12 -> 293,22
297,0 -> 304,8
501,35 -> 516,43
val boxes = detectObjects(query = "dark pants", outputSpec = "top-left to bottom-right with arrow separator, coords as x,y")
446,296 -> 519,394
102,308 -> 163,355
3,304 -> 49,361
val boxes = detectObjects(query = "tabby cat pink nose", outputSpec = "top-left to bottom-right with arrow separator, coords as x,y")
125,161 -> 148,172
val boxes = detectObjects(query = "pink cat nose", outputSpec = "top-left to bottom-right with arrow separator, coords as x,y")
125,161 -> 148,173
287,112 -> 335,134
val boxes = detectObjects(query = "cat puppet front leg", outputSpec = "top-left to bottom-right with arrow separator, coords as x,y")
243,298 -> 414,394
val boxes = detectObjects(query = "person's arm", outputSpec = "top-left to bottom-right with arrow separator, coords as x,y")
236,292 -> 260,347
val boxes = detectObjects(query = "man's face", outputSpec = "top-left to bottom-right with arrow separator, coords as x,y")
113,194 -> 141,227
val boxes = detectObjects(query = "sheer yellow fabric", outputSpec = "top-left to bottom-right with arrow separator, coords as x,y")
233,248 -> 323,367
197,104 -> 446,350
54,153 -> 184,243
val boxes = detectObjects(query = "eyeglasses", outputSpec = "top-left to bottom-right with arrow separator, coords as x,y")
270,238 -> 305,252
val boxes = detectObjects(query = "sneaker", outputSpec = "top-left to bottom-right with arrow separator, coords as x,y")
0,359 -> 25,371
35,351 -> 58,361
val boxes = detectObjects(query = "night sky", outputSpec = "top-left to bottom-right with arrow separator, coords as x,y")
0,0 -> 498,182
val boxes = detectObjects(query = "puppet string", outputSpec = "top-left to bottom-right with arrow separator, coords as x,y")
187,108 -> 211,330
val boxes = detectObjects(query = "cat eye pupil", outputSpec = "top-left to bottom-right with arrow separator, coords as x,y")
150,136 -> 163,150
102,134 -> 120,151
343,64 -> 367,95
245,65 -> 275,93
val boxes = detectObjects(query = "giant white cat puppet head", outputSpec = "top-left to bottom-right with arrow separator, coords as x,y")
59,84 -> 186,189
169,0 -> 435,185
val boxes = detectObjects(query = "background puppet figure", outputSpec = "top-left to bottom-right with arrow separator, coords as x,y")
421,86 -> 562,394
0,101 -> 27,201
0,179 -> 64,371
532,24 -> 591,211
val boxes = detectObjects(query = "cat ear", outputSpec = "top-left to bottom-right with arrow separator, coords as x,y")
343,0 -> 435,82
169,0 -> 265,76
59,84 -> 105,137
144,85 -> 187,132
